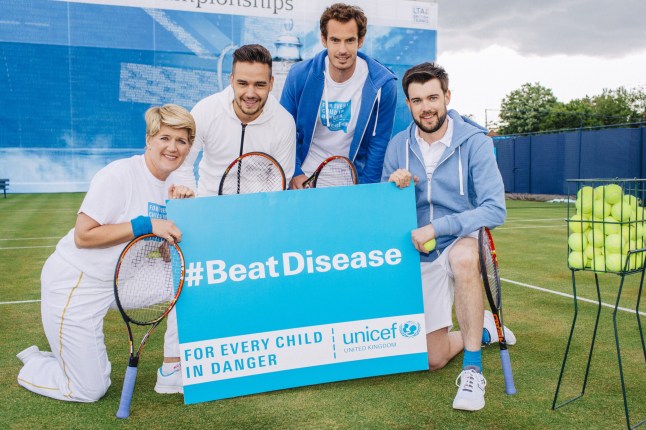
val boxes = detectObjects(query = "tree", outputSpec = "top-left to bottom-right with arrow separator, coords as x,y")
498,83 -> 557,134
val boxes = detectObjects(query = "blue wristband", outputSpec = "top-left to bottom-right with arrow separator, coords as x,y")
131,216 -> 153,237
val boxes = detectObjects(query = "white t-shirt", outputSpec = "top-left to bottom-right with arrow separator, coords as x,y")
55,155 -> 172,281
301,57 -> 368,176
416,115 -> 453,178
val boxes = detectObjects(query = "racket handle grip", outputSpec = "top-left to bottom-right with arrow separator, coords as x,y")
500,349 -> 516,395
116,365 -> 138,419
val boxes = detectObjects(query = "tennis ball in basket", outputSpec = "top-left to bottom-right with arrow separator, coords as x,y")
604,184 -> 623,205
568,233 -> 588,252
591,254 -> 606,271
605,253 -> 623,272
593,185 -> 606,201
584,245 -> 595,261
569,214 -> 590,233
634,206 -> 646,222
624,194 -> 638,208
630,253 -> 645,270
637,223 -> 646,238
592,200 -> 611,219
602,217 -> 621,235
605,233 -> 626,254
423,239 -> 436,252
575,187 -> 594,214
568,252 -> 586,269
586,228 -> 605,248
611,202 -> 633,221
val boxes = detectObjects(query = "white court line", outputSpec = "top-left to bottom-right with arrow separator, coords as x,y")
501,277 -> 646,316
0,237 -> 60,241
497,225 -> 564,230
0,245 -> 55,250
0,299 -> 41,305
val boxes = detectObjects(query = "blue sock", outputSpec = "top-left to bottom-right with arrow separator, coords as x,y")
462,348 -> 482,373
482,328 -> 491,345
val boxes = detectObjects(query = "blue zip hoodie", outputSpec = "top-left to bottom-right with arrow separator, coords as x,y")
280,50 -> 397,184
381,110 -> 506,263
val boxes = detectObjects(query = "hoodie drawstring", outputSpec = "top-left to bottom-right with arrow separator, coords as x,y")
323,71 -> 330,127
458,145 -> 464,196
372,88 -> 381,136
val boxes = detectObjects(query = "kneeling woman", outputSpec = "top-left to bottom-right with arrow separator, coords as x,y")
17,104 -> 195,402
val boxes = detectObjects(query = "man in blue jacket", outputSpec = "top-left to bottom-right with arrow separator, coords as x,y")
383,62 -> 515,412
280,3 -> 397,188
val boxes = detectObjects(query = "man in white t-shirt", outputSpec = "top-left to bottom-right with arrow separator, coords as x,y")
280,3 -> 397,187
173,44 -> 296,196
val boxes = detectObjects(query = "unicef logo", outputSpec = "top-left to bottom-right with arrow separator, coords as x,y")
399,321 -> 421,338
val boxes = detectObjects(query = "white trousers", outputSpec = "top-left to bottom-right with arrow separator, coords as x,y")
17,252 -> 179,402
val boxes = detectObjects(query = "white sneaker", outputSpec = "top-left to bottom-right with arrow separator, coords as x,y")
483,310 -> 517,346
452,369 -> 487,411
154,364 -> 183,394
16,346 -> 40,364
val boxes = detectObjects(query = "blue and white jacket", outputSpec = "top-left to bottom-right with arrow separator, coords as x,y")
280,50 -> 397,184
381,110 -> 506,263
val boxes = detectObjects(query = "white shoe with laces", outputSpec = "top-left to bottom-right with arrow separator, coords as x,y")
154,364 -> 183,394
483,310 -> 517,346
452,368 -> 487,411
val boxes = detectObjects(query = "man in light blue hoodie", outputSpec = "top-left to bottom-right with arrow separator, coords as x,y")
382,62 -> 515,412
280,3 -> 397,188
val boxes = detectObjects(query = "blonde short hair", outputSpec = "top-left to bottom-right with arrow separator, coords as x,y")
145,104 -> 196,145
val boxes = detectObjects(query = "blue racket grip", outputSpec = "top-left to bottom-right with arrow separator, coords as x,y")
116,365 -> 138,419
500,349 -> 516,395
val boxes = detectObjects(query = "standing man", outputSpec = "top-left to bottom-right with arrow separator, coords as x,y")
173,44 -> 296,196
156,44 -> 296,395
280,3 -> 397,188
383,62 -> 516,412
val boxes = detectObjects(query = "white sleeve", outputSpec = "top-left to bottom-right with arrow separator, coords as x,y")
79,164 -> 130,225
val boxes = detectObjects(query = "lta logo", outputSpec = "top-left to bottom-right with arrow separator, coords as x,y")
399,321 -> 420,338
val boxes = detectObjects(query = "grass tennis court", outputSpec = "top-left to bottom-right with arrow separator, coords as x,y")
1,194 -> 644,429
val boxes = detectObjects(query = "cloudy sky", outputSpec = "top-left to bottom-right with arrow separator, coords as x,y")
434,0 -> 646,126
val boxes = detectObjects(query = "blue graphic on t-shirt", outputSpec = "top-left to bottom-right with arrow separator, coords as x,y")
319,100 -> 351,133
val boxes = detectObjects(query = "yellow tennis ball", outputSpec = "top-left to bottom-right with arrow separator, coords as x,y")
569,214 -> 590,233
575,187 -> 594,214
586,228 -> 605,248
629,253 -> 645,270
423,239 -> 436,252
591,254 -> 606,272
605,233 -> 627,254
605,253 -> 624,272
593,185 -> 605,200
568,233 -> 588,252
611,202 -> 633,221
604,184 -> 623,205
584,245 -> 595,261
602,217 -> 621,235
624,194 -> 638,209
568,251 -> 586,269
592,200 -> 611,219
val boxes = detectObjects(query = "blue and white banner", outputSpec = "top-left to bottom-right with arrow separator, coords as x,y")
167,183 -> 427,405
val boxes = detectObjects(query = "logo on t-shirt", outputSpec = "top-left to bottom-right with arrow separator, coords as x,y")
148,202 -> 167,220
319,100 -> 351,133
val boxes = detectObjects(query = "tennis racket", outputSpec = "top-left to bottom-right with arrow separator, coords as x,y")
218,152 -> 286,195
302,155 -> 358,188
478,226 -> 516,395
114,233 -> 185,419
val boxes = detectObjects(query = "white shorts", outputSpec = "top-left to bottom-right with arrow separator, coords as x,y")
421,233 -> 478,334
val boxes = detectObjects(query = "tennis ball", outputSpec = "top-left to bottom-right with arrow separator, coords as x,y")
423,239 -> 436,252
602,217 -> 621,235
568,251 -> 586,270
575,187 -> 594,214
604,184 -> 623,205
584,245 -> 595,261
586,228 -> 605,248
636,223 -> 646,238
634,206 -> 646,222
611,202 -> 633,221
568,214 -> 590,233
629,253 -> 645,270
605,254 -> 624,272
568,233 -> 588,252
592,200 -> 611,219
593,185 -> 606,201
605,233 -> 627,254
624,194 -> 638,209
591,254 -> 606,272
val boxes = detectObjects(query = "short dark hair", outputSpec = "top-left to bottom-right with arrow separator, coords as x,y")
402,62 -> 449,99
320,3 -> 367,40
232,44 -> 273,73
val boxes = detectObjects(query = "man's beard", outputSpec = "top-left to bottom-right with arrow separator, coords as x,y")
414,110 -> 447,134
